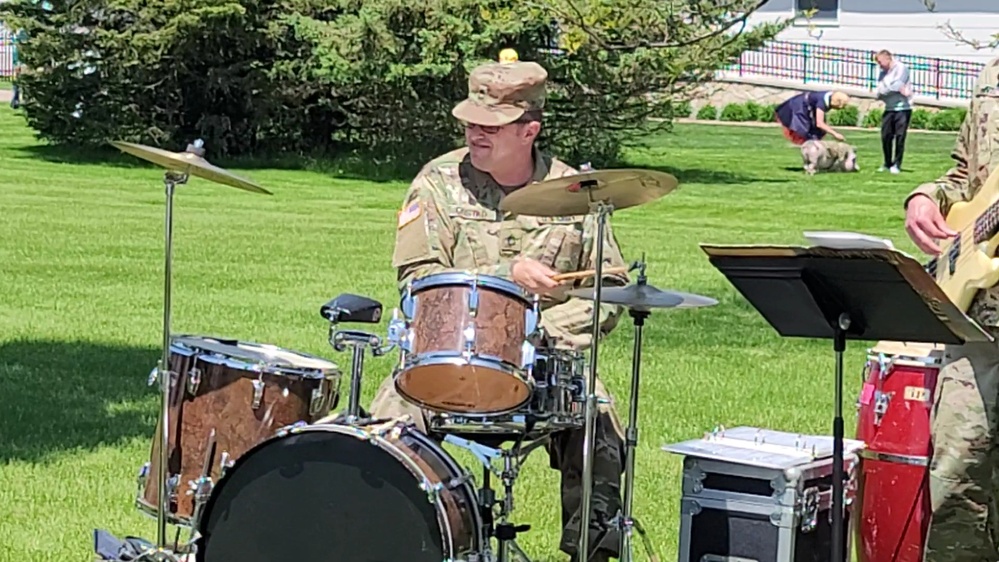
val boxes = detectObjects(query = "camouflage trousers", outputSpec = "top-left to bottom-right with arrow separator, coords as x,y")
927,337 -> 999,562
369,373 -> 626,560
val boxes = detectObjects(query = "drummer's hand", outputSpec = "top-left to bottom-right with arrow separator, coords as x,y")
511,258 -> 560,295
905,194 -> 956,255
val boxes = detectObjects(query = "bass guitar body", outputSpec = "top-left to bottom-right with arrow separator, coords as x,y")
929,170 -> 999,312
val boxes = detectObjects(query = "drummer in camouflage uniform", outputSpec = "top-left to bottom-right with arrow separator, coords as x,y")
369,50 -> 629,562
903,56 -> 999,562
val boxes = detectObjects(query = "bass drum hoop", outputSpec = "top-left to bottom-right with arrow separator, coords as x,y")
194,421 -> 484,560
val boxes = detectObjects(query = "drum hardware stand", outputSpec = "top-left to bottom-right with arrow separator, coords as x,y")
579,189 -> 613,562
610,257 -> 662,562
326,326 -> 397,423
444,434 -> 550,562
148,143 -> 202,555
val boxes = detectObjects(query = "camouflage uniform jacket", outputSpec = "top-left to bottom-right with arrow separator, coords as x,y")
392,146 -> 631,350
907,57 -> 999,328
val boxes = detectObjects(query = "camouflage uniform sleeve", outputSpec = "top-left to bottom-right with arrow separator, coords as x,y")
391,171 -> 457,292
540,215 -> 630,351
901,60 -> 999,215
904,111 -> 974,216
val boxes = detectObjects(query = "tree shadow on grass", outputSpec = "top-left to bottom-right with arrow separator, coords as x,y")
644,164 -> 793,185
0,339 -> 159,463
8,143 -> 431,184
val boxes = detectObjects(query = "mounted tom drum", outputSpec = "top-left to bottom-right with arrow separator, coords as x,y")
394,272 -> 539,415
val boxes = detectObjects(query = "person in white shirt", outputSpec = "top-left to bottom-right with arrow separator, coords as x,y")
875,50 -> 914,174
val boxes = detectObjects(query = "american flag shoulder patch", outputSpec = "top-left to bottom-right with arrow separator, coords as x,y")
397,201 -> 422,229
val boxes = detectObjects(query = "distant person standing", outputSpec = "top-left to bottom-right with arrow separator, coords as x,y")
8,28 -> 27,109
875,50 -> 913,174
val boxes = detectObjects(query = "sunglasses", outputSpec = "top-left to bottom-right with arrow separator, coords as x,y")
462,116 -> 538,135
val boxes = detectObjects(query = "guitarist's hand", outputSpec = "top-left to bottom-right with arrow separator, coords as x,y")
905,194 -> 957,255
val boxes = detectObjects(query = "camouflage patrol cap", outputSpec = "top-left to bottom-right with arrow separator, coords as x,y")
452,51 -> 547,127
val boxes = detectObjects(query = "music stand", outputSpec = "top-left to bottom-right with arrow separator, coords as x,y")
699,243 -> 992,562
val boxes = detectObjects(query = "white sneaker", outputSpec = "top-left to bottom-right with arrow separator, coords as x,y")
890,166 -> 900,174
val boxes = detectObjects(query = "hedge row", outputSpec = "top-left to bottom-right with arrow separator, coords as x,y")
674,100 -> 967,132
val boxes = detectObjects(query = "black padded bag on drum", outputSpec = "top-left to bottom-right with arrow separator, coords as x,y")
195,429 -> 449,562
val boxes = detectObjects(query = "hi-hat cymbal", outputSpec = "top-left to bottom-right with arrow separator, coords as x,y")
111,141 -> 271,195
565,283 -> 718,310
499,169 -> 678,217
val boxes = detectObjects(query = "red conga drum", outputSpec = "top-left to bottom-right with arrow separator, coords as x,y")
854,340 -> 944,562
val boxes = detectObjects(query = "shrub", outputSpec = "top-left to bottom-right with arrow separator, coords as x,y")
697,105 -> 718,120
719,103 -> 754,122
929,108 -> 966,132
755,103 -> 778,122
673,100 -> 693,119
863,108 -> 884,128
826,106 -> 859,127
909,109 -> 933,130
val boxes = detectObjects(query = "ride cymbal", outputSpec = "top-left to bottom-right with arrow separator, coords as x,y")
498,169 -> 678,217
111,141 -> 271,195
565,283 -> 718,310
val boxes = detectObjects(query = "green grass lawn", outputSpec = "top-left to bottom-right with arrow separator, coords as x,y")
0,106 -> 959,562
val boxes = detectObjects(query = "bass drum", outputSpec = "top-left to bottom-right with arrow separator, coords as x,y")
194,419 -> 485,562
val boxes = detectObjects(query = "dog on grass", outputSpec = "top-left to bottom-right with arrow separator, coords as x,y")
800,139 -> 859,175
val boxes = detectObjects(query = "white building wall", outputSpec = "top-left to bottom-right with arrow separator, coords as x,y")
748,0 -> 999,64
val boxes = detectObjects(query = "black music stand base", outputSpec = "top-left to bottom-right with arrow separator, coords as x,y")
700,243 -> 991,562
831,313 -> 849,562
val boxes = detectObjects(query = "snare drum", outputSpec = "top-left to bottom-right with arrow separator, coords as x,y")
394,272 -> 540,415
136,336 -> 342,527
429,347 -> 587,438
194,419 -> 484,562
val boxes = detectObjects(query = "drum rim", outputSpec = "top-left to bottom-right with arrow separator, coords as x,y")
865,352 -> 944,367
407,271 -> 533,304
195,421 -> 484,558
395,355 -> 534,415
393,376 -> 533,417
402,351 -> 532,376
172,335 -> 342,380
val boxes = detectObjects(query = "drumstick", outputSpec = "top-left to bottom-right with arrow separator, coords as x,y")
551,266 -> 629,283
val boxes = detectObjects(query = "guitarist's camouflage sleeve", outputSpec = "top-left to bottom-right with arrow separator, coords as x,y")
906,57 -> 999,562
375,143 -> 629,560
906,57 -> 999,328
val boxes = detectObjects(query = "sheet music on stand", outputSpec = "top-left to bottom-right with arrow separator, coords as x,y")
802,231 -> 896,252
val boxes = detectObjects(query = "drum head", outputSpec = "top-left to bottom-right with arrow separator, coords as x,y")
870,340 -> 945,360
196,427 -> 452,562
173,335 -> 339,376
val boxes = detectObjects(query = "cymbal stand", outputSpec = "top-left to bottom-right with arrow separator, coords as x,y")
443,435 -> 548,562
611,258 -> 661,562
140,142 -> 204,562
327,322 -> 396,423
579,187 -> 612,562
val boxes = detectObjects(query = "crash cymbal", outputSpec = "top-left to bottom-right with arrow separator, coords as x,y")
498,169 -> 678,217
111,141 -> 271,195
565,283 -> 718,310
